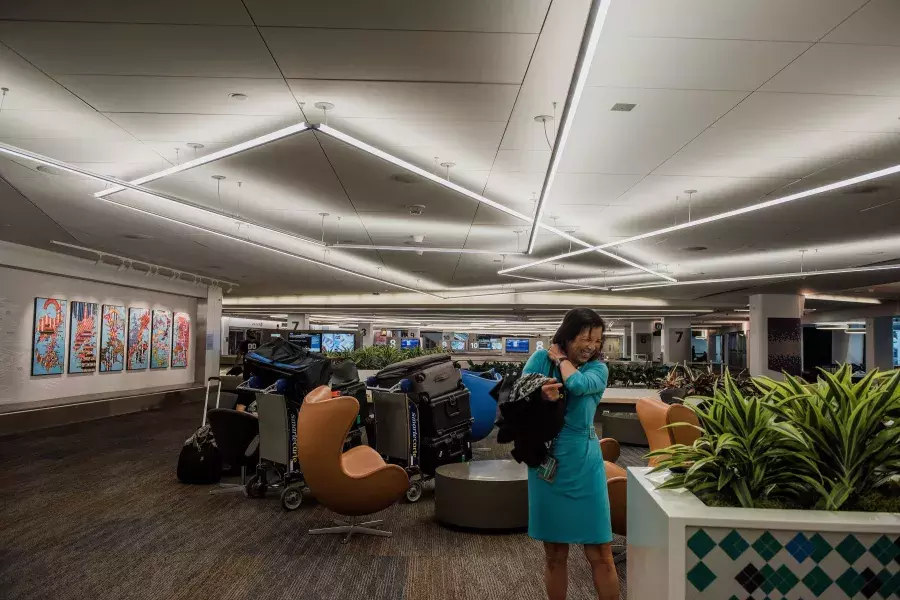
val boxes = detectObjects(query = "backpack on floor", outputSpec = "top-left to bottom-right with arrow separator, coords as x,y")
177,424 -> 222,484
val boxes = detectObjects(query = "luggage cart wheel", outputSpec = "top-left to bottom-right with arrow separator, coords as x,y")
281,485 -> 304,511
405,482 -> 423,503
245,475 -> 267,499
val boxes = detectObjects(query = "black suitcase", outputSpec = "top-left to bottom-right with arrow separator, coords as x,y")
420,425 -> 472,476
419,387 -> 473,439
374,354 -> 463,402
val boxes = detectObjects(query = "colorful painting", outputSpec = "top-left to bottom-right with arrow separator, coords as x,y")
32,297 -> 67,376
127,308 -> 151,370
68,301 -> 98,373
150,309 -> 172,369
171,312 -> 190,368
99,305 -> 125,372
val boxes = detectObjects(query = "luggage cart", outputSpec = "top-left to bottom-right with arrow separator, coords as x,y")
367,378 -> 427,503
238,378 -> 308,510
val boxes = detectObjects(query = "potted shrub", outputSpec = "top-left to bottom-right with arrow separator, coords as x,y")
631,366 -> 900,600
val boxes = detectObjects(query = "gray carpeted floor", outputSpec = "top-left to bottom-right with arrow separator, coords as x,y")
0,402 -> 646,600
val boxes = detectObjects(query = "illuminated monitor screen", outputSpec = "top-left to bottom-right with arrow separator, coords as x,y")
401,338 -> 420,350
322,332 -> 355,352
505,338 -> 530,353
288,332 -> 321,352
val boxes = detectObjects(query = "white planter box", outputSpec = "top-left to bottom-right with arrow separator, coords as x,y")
627,467 -> 900,599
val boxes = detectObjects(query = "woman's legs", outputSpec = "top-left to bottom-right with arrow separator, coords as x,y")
543,542 -> 570,600
584,544 -> 619,600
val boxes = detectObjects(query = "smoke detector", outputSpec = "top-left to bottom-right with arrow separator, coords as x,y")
407,204 -> 426,216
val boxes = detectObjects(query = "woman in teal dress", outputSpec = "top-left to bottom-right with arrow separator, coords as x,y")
524,308 -> 618,600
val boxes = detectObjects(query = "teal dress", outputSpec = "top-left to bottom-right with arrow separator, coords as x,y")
523,349 -> 612,545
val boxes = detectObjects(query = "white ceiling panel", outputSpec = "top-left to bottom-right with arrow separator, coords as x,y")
496,0 -> 591,152
0,0 -> 252,25
245,0 -> 550,32
56,76 -> 302,116
558,87 -> 748,174
588,37 -> 809,91
823,0 -> 900,46
0,23 -> 280,77
0,109 -> 133,140
0,137 -> 163,165
655,153 -> 838,179
679,128 -> 900,162
761,43 -> 900,96
482,170 -> 545,207
287,80 -> 518,122
604,0 -> 866,42
713,92 -> 900,133
103,113 -> 298,143
261,28 -> 537,83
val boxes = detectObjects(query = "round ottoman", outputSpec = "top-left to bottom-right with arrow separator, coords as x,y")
434,459 -> 528,530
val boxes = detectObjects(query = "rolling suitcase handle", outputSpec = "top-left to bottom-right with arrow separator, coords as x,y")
202,377 -> 222,427
445,397 -> 461,418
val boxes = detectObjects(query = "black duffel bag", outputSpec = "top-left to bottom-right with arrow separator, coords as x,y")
177,424 -> 222,484
244,338 -> 332,402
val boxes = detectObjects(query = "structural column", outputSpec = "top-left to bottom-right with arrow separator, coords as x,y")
286,313 -> 309,331
195,285 -> 223,382
748,294 -> 804,378
358,322 -> 374,348
630,321 -> 652,360
865,316 -> 894,372
662,317 -> 692,364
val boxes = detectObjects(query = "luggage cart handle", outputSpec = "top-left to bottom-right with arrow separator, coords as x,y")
202,377 -> 222,426
236,380 -> 280,394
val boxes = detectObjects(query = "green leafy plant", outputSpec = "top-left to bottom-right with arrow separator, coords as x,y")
647,372 -> 817,508
755,366 -> 900,510
325,345 -> 442,370
649,365 -> 900,512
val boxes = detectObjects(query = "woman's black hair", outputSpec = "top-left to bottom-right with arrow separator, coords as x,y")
551,308 -> 606,362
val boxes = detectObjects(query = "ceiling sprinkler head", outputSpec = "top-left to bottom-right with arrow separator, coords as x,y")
408,204 -> 425,216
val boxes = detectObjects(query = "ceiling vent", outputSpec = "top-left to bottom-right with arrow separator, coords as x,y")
407,204 -> 425,216
610,103 -> 636,112
681,246 -> 708,252
122,233 -> 154,240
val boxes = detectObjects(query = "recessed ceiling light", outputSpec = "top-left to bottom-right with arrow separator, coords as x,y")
228,93 -> 248,101
390,173 -> 420,184
681,246 -> 707,252
35,164 -> 78,177
610,103 -> 636,112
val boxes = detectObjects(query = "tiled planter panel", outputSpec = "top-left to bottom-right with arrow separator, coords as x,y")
686,526 -> 900,599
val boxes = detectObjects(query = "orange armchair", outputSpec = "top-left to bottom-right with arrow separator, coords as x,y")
636,398 -> 701,466
297,386 -> 409,543
601,437 -> 627,563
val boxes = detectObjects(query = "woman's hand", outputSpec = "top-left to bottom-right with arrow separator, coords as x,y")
541,378 -> 564,402
548,344 -> 567,364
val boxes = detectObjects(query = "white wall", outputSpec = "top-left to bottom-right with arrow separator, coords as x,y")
0,242 -> 205,411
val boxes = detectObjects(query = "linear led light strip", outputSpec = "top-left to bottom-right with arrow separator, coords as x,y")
804,293 -> 881,305
610,263 -> 900,292
332,243 -> 523,255
505,274 -> 609,291
316,125 -> 674,282
504,162 -> 900,275
94,122 -> 310,198
526,0 -> 611,254
0,141 -> 439,299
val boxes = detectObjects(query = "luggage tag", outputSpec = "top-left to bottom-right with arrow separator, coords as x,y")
536,453 -> 558,483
